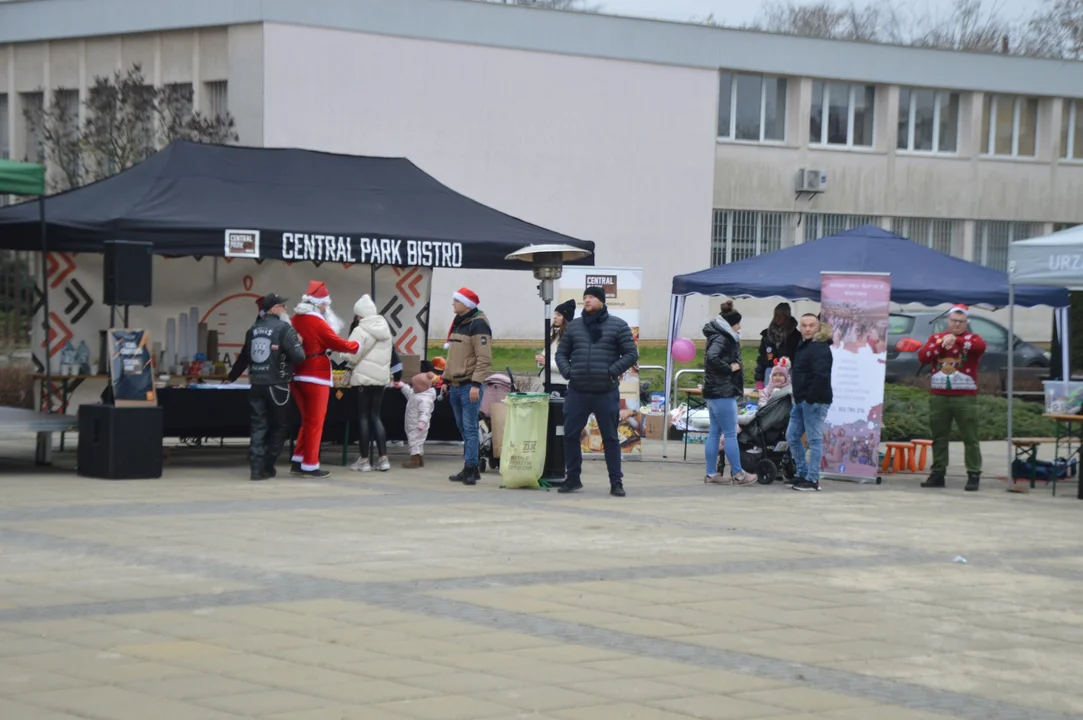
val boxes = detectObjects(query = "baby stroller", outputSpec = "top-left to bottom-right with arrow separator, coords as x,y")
478,368 -> 517,473
719,393 -> 796,484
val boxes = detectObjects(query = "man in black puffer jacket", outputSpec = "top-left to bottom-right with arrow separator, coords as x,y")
555,286 -> 638,496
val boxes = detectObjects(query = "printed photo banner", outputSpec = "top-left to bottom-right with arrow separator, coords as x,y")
31,253 -> 431,412
818,272 -> 892,483
557,267 -> 643,459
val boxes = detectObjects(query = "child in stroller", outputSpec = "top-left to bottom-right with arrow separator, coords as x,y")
477,370 -> 517,473
722,362 -> 796,484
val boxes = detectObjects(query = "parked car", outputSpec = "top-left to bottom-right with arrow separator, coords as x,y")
886,312 -> 1049,383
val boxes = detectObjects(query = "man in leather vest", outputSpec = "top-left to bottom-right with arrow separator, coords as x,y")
244,293 -> 305,480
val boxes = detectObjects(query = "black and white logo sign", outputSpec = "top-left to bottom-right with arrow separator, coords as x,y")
250,337 -> 272,364
225,229 -> 261,259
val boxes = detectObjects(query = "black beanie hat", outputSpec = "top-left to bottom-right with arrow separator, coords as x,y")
719,299 -> 742,327
555,298 -> 576,321
584,286 -> 607,305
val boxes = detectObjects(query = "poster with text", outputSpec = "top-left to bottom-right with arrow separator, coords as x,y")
819,272 -> 891,483
557,267 -> 643,458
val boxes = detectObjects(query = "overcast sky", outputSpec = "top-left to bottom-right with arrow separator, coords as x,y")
595,0 -> 1041,26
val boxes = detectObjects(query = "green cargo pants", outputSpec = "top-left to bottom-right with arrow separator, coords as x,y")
929,393 -> 982,474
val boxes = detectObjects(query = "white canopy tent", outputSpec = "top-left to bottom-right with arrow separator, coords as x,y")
1007,226 -> 1081,484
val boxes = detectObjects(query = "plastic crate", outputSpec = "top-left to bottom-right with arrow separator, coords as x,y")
1043,381 -> 1083,415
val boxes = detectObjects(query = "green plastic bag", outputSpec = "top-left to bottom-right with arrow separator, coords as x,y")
499,393 -> 549,489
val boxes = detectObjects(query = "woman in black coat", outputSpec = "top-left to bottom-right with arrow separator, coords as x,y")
702,300 -> 756,485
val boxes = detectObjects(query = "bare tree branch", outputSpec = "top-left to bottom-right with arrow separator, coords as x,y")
476,0 -> 602,11
24,63 -> 238,193
1024,0 -> 1083,59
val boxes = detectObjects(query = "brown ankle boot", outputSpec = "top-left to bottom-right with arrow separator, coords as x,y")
401,455 -> 424,468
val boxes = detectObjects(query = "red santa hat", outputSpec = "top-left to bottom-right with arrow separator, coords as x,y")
452,287 -> 479,310
949,304 -> 969,316
304,280 -> 331,305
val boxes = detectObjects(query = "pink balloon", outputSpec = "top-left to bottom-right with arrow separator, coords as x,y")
672,338 -> 696,363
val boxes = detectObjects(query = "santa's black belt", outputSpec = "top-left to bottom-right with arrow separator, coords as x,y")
306,351 -> 330,359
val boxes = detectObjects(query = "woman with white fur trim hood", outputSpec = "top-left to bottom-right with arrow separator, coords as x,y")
343,294 -> 394,472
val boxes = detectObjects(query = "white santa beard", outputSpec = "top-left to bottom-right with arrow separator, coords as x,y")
322,306 -> 344,335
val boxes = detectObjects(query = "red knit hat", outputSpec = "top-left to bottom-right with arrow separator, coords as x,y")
305,281 -> 330,302
452,287 -> 479,309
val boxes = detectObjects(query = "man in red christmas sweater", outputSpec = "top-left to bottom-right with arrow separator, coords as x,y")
917,304 -> 986,491
289,281 -> 360,478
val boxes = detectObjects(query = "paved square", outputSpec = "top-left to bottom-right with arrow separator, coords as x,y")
1,439 -> 1081,719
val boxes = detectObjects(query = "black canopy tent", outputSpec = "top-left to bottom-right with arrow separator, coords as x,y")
0,141 -> 596,270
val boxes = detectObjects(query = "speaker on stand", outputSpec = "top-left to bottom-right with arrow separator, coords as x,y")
103,240 -> 153,327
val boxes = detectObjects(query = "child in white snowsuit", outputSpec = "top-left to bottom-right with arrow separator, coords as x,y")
400,373 -> 436,468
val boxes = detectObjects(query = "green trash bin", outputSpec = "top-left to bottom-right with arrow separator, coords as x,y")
499,393 -> 550,489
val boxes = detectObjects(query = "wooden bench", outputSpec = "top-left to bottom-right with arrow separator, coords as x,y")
1010,437 -> 1058,492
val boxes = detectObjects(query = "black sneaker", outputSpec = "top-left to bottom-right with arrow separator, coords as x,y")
264,466 -> 278,478
462,466 -> 480,486
558,479 -> 583,494
964,473 -> 980,492
289,462 -> 303,476
610,484 -> 626,497
249,471 -> 269,481
921,472 -> 946,488
299,469 -> 331,479
792,480 -> 821,492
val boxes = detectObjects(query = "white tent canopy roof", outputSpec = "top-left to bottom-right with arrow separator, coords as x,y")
1009,225 -> 1083,289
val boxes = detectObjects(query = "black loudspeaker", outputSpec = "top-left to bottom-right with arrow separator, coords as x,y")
77,404 -> 163,479
103,240 -> 153,307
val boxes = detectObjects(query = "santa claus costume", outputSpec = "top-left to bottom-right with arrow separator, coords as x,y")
289,281 -> 359,478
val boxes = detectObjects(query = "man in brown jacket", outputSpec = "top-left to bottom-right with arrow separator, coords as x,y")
443,287 -> 492,485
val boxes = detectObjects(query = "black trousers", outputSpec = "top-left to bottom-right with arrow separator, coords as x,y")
357,385 -> 387,459
562,387 -> 623,485
249,383 -> 291,474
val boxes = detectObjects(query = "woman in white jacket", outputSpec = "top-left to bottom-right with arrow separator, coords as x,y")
534,299 -> 575,392
344,295 -> 394,472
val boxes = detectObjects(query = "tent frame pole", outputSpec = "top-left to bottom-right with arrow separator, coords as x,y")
1006,283 -> 1015,486
39,196 -> 52,414
663,294 -> 679,459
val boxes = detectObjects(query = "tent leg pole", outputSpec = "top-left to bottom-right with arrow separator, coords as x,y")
39,196 -> 51,414
1007,284 -> 1015,487
1060,306 -> 1071,380
663,295 -> 680,459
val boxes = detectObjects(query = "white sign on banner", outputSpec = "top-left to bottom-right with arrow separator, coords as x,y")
32,253 -> 432,412
818,272 -> 891,483
557,267 -> 643,459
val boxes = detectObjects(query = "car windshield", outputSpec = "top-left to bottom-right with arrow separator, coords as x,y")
888,315 -> 914,335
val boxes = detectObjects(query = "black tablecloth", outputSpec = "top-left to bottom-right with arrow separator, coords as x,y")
157,386 -> 462,443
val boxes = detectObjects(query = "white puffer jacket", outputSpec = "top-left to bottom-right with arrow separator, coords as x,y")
344,295 -> 393,387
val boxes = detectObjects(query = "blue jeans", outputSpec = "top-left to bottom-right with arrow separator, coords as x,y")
449,384 -> 483,467
705,397 -> 741,476
786,401 -> 831,483
563,387 -> 623,485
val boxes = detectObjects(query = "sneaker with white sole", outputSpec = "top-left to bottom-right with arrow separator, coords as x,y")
376,457 -> 391,472
350,458 -> 373,472
731,471 -> 758,486
792,479 -> 821,491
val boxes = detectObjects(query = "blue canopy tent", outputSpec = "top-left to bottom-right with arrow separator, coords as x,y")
664,226 -> 1071,457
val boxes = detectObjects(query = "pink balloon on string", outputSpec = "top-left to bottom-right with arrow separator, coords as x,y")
671,338 -> 696,363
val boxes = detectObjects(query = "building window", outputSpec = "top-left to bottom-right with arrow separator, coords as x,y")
976,221 -> 1040,271
1061,99 -> 1083,160
0,93 -> 9,159
897,89 -> 959,153
982,95 -> 1038,157
204,81 -> 228,119
891,217 -> 957,255
804,213 -> 878,242
1054,223 -> 1079,232
20,92 -> 44,164
810,81 -> 875,148
711,210 -> 794,265
717,72 -> 786,143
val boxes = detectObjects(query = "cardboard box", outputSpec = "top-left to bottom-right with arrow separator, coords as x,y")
643,414 -> 666,440
399,354 -> 421,380
490,401 -> 507,458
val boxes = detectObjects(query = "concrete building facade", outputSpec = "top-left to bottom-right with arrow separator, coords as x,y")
2,0 -> 1079,342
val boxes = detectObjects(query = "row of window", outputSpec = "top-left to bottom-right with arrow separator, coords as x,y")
717,72 -> 1083,160
710,210 -> 1044,272
0,82 -> 228,164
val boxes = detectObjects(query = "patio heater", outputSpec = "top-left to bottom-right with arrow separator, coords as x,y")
506,244 -> 593,480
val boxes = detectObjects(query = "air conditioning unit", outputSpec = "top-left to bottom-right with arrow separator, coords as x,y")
795,168 -> 827,194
